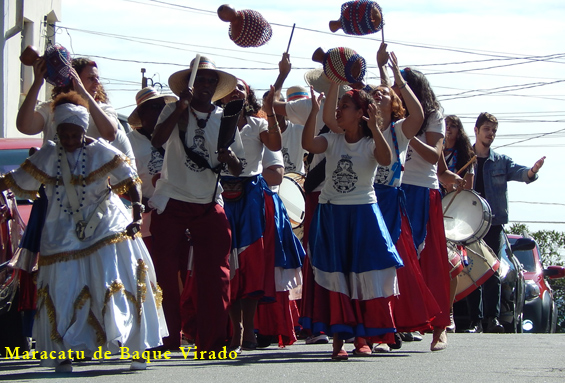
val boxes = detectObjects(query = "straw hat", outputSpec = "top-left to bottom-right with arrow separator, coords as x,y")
128,87 -> 178,127
168,56 -> 237,102
286,85 -> 310,102
304,67 -> 350,98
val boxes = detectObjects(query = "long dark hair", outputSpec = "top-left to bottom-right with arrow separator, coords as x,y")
401,68 -> 443,136
343,89 -> 377,138
445,115 -> 475,175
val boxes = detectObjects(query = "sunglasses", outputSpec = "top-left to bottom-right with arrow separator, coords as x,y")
195,76 -> 219,85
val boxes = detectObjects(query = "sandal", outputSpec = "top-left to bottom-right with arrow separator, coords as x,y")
331,349 -> 349,361
352,344 -> 372,356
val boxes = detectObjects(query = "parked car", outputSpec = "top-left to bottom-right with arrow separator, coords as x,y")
508,234 -> 565,333
454,230 -> 526,333
0,137 -> 42,354
0,138 -> 44,224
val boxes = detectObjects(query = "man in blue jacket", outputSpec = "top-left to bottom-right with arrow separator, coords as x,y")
464,112 -> 545,333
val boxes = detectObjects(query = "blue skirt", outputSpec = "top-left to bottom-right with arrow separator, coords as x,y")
309,203 -> 403,301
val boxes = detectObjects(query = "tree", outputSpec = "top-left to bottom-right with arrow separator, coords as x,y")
507,223 -> 565,332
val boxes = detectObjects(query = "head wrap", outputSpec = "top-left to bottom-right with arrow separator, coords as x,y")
53,103 -> 89,132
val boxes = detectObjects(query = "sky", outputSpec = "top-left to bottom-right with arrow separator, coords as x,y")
53,0 -> 565,234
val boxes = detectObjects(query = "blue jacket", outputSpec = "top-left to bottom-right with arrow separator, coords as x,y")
475,149 -> 538,226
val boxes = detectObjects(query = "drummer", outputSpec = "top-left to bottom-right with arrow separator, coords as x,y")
464,112 -> 545,334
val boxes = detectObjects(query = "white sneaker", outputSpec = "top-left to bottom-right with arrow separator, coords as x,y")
130,360 -> 147,370
372,343 -> 390,353
344,337 -> 355,343
305,334 -> 329,344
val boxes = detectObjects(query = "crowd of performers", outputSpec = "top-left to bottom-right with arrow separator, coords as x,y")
2,39 -> 546,371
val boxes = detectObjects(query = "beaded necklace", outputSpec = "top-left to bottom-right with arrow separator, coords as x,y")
191,107 -> 213,129
56,142 -> 87,214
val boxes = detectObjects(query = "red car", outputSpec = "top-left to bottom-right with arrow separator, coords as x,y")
508,234 -> 565,333
0,138 -> 44,225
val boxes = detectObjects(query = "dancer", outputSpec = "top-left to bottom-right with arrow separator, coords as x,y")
0,92 -> 167,371
362,49 -> 440,352
393,67 -> 451,351
216,79 -> 282,352
303,83 -> 402,360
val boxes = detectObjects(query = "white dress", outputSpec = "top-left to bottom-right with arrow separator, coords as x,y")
3,139 -> 167,366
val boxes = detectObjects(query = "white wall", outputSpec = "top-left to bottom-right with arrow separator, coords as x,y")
1,0 -> 62,138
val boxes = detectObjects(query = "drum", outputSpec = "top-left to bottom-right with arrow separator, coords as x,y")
278,172 -> 306,239
442,189 -> 491,244
454,239 -> 500,302
447,241 -> 464,279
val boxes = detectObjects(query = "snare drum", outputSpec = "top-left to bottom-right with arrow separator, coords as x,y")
278,172 -> 306,238
447,241 -> 464,279
454,239 -> 500,302
442,189 -> 492,244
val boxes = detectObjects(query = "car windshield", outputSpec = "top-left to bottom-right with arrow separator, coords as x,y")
0,148 -> 34,204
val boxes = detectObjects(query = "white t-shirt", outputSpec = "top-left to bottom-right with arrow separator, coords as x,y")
281,121 -> 306,174
285,98 -> 326,192
262,149 -> 284,192
127,129 -> 163,199
403,111 -> 445,189
221,116 -> 267,177
374,119 -> 410,187
318,133 -> 378,205
149,103 -> 245,212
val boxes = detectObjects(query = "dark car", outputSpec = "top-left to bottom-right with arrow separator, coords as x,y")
508,234 -> 565,333
454,230 -> 526,333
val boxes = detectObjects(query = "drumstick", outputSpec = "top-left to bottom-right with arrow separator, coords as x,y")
457,155 -> 477,176
381,27 -> 384,42
443,189 -> 462,216
188,54 -> 201,89
286,24 -> 296,54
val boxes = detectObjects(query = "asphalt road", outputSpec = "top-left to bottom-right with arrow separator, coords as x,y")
1,333 -> 564,382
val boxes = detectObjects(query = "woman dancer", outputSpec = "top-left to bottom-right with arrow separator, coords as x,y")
328,49 -> 440,352
217,79 -> 282,352
0,92 -> 167,371
396,67 -> 451,351
303,83 -> 402,360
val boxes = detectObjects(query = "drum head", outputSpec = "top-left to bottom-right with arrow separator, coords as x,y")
279,176 -> 305,228
442,190 -> 490,243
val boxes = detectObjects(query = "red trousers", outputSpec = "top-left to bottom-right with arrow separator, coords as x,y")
151,199 -> 231,352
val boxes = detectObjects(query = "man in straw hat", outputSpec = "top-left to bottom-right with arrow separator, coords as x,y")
148,56 -> 244,354
127,87 -> 177,250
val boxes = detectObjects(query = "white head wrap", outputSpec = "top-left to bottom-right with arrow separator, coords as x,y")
53,103 -> 89,132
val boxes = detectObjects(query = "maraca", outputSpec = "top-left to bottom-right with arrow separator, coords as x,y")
20,44 -> 72,87
312,47 -> 366,85
329,0 -> 383,35
217,4 -> 272,48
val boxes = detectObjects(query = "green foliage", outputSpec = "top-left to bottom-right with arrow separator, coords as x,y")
507,223 -> 565,332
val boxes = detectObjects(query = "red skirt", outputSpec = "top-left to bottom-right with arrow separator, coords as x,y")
419,189 -> 451,328
254,291 -> 297,346
392,212 -> 441,332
